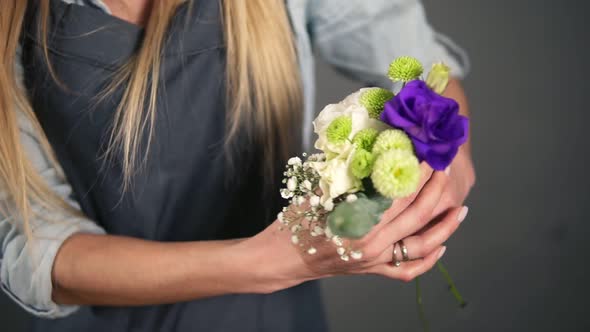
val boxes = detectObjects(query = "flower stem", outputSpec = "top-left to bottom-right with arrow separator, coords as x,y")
436,262 -> 467,307
415,277 -> 430,332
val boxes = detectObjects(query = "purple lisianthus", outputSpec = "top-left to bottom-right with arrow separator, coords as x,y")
380,80 -> 469,170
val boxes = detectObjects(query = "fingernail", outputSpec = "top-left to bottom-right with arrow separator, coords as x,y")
444,166 -> 451,175
437,246 -> 447,260
458,206 -> 469,223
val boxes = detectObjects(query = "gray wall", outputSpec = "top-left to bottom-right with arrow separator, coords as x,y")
2,1 -> 589,331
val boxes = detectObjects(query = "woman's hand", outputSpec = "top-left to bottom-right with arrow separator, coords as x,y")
238,163 -> 467,294
431,148 -> 476,219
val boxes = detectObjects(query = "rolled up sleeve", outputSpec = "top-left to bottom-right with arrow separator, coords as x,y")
0,110 -> 105,318
309,0 -> 470,87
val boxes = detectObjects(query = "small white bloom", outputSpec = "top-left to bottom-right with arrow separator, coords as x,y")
296,196 -> 306,206
291,235 -> 299,245
313,226 -> 325,235
288,157 -> 302,166
310,231 -> 318,237
323,199 -> 335,212
277,212 -> 285,223
337,247 -> 346,256
350,250 -> 363,260
307,247 -> 317,255
302,180 -> 313,191
340,255 -> 350,262
309,195 -> 320,207
332,236 -> 343,246
346,194 -> 358,203
291,225 -> 301,233
280,189 -> 293,199
325,226 -> 334,239
287,177 -> 298,192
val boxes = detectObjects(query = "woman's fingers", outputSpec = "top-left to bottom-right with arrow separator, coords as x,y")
367,246 -> 446,282
398,206 -> 465,260
364,206 -> 465,266
368,170 -> 449,252
381,162 -> 434,222
360,163 -> 434,241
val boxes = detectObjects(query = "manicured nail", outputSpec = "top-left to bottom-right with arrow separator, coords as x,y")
458,206 -> 469,223
437,246 -> 447,260
444,166 -> 451,175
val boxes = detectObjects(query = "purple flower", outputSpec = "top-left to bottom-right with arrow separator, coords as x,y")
380,80 -> 469,170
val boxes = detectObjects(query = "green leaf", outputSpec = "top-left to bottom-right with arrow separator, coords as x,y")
328,192 -> 393,239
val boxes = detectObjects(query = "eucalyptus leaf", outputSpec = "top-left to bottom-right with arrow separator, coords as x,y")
328,193 -> 393,239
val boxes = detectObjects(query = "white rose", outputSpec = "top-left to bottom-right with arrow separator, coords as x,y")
340,88 -> 372,106
313,89 -> 388,157
310,147 -> 362,205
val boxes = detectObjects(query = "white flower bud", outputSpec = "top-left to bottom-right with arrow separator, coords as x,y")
295,196 -> 306,206
332,236 -> 343,246
313,226 -> 325,235
350,250 -> 363,260
290,225 -> 302,233
288,157 -> 302,166
302,180 -> 313,191
291,235 -> 299,245
280,189 -> 293,199
324,226 -> 334,239
346,194 -> 358,203
277,212 -> 285,223
307,247 -> 317,255
309,195 -> 320,207
340,255 -> 350,262
337,247 -> 346,256
287,177 -> 298,191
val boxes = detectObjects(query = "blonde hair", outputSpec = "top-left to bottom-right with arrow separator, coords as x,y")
0,0 -> 301,233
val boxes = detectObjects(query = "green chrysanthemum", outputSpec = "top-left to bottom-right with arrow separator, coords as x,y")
360,88 -> 395,118
326,115 -> 352,144
372,129 -> 414,156
371,150 -> 420,198
388,56 -> 424,83
352,128 -> 379,151
350,149 -> 375,179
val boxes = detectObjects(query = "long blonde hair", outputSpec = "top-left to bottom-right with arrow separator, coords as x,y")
0,0 -> 302,234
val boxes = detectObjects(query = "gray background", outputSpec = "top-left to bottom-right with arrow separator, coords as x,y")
2,0 -> 589,331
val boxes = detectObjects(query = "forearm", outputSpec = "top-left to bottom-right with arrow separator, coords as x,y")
52,234 -> 254,306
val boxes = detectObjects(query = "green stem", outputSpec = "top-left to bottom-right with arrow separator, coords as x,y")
436,262 -> 467,307
415,277 -> 430,332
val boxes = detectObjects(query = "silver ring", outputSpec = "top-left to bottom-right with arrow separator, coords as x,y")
399,239 -> 410,262
392,242 -> 401,267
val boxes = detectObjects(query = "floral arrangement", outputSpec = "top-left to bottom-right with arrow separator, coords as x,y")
279,56 -> 468,250
278,56 -> 469,328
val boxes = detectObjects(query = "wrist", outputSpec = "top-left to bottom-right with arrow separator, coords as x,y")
229,224 -> 305,295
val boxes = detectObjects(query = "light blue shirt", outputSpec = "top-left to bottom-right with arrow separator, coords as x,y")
1,0 -> 469,319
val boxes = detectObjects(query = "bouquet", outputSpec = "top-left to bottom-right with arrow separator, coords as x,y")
278,56 -> 469,329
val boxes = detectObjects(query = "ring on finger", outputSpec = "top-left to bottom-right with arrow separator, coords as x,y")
399,239 -> 410,262
391,242 -> 401,267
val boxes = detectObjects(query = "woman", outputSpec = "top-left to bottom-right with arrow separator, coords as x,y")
0,0 -> 475,331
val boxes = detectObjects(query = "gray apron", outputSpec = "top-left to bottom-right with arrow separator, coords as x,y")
21,1 -> 327,331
